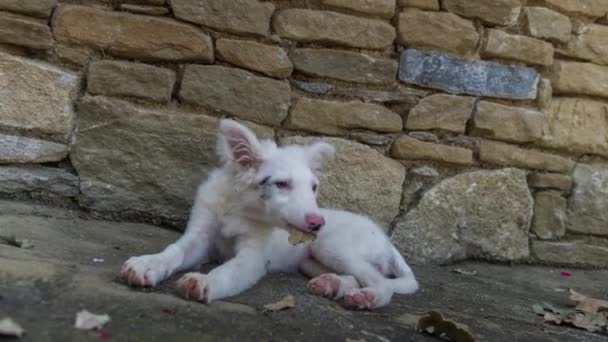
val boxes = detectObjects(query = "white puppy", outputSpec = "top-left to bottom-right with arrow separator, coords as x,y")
121,119 -> 417,309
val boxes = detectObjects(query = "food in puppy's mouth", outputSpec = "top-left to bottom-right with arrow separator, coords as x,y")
288,227 -> 317,245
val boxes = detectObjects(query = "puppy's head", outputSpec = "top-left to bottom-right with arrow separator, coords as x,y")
217,119 -> 334,232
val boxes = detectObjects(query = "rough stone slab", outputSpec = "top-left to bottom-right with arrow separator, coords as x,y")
0,166 -> 79,197
537,78 -> 553,111
531,239 -> 608,268
87,60 -> 176,103
399,49 -> 539,100
472,101 -> 544,143
217,39 -> 293,79
321,0 -> 395,18
0,14 -> 53,50
170,0 -> 274,36
53,5 -> 214,62
397,10 -> 479,56
406,94 -> 474,133
286,98 -> 402,135
72,96 -> 221,220
54,44 -> 92,67
280,136 -> 404,227
479,140 -> 575,174
391,135 -> 473,165
290,81 -> 333,95
540,97 -> 608,158
0,0 -> 57,18
532,191 -> 566,240
349,131 -> 392,146
523,7 -> 572,43
119,4 -> 170,16
483,29 -> 554,66
393,168 -> 532,263
398,0 -> 439,10
550,61 -> 608,100
443,0 -> 522,25
527,172 -> 573,192
568,162 -> 608,236
290,48 -> 397,85
273,9 -> 396,50
562,24 -> 608,66
179,65 -> 290,126
539,0 -> 608,18
331,87 -> 426,104
0,134 -> 67,164
0,53 -> 80,142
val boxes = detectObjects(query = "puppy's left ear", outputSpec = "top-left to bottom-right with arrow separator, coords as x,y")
217,119 -> 262,170
306,140 -> 335,171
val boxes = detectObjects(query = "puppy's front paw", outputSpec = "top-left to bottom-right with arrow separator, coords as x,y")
308,273 -> 342,298
344,288 -> 379,310
121,255 -> 170,287
176,272 -> 210,303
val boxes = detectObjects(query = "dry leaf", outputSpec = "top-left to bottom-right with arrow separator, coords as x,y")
288,228 -> 316,245
74,310 -> 110,330
451,268 -> 478,276
571,312 -> 607,333
0,318 -> 24,337
0,234 -> 33,249
534,290 -> 608,334
569,289 -> 608,314
416,311 -> 476,342
263,295 -> 296,312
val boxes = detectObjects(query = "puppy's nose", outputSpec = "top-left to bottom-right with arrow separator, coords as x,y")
305,214 -> 325,231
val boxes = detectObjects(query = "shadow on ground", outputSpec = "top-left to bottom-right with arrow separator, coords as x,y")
0,200 -> 606,342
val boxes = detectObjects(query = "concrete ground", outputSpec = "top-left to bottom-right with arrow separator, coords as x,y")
0,200 -> 606,342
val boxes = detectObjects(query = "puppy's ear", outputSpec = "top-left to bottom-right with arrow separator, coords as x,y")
217,119 -> 262,170
306,140 -> 335,171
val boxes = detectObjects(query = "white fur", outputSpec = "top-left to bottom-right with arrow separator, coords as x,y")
121,119 -> 417,309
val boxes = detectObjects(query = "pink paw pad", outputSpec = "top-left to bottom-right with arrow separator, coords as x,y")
176,273 -> 209,303
308,274 -> 341,298
344,289 -> 377,310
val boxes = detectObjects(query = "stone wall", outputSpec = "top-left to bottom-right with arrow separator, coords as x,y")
1,0 -> 607,267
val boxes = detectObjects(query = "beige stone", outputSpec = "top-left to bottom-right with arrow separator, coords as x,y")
479,140 -> 575,173
88,61 -> 176,103
551,61 -> 608,99
443,0 -> 522,26
273,9 -> 396,50
0,14 -> 53,50
540,97 -> 608,158
540,0 -> 608,18
537,78 -> 552,111
527,172 -> 573,191
54,44 -> 92,66
0,53 -> 80,142
472,101 -> 544,144
531,239 -> 608,268
53,5 -> 213,62
217,39 -> 293,79
523,7 -> 572,43
398,0 -> 439,10
289,48 -> 398,84
321,0 -> 395,18
406,94 -> 474,133
119,4 -> 170,16
391,136 -> 473,165
483,29 -> 554,66
286,98 -> 402,135
397,10 -> 479,56
532,191 -> 567,240
170,0 -> 274,36
0,0 -> 56,18
568,162 -> 608,236
0,134 -> 67,164
281,136 -> 405,227
179,65 -> 290,126
562,24 -> 608,66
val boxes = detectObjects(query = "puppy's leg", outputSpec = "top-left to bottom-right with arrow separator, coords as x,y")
177,240 -> 267,303
121,205 -> 216,287
341,262 -> 394,310
300,257 -> 359,299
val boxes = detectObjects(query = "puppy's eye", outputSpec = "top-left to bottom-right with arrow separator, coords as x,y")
312,184 -> 318,192
275,181 -> 291,190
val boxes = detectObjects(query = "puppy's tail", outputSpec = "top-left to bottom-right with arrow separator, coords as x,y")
388,245 -> 418,295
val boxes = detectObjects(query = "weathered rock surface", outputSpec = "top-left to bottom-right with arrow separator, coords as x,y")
53,5 -> 214,62
482,29 -> 554,66
406,94 -> 474,133
290,48 -> 398,84
539,0 -> 608,18
532,191 -> 567,240
273,9 -> 396,49
443,0 -> 522,26
0,135 -> 67,164
170,0 -> 275,36
568,162 -> 608,237
479,140 -> 575,173
397,10 -> 479,56
87,60 -> 176,103
0,53 -> 80,142
217,39 -> 293,79
399,49 -> 539,100
393,168 -> 533,264
399,0 -> 439,10
523,7 -> 572,43
472,101 -> 544,143
550,61 -> 608,100
0,0 -> 57,18
562,24 -> 608,66
531,239 -> 608,268
0,166 -> 78,197
0,14 -> 53,50
391,136 -> 473,165
179,65 -> 290,126
286,98 -> 402,135
527,172 -> 573,191
280,136 -> 405,227
321,0 -> 396,18
71,96 -> 220,220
